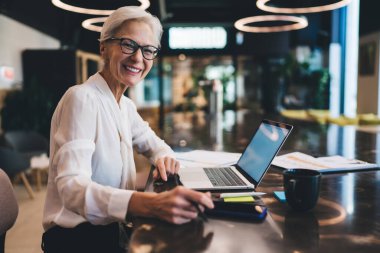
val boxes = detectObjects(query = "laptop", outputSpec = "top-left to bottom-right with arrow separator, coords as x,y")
178,119 -> 293,191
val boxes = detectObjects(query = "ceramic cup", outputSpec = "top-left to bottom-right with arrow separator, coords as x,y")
283,169 -> 321,211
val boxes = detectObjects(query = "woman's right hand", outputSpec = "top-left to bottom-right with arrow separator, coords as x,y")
128,186 -> 214,224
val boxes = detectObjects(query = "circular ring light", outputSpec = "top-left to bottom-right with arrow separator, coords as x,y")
82,17 -> 107,32
256,0 -> 352,14
52,0 -> 150,15
234,15 -> 308,33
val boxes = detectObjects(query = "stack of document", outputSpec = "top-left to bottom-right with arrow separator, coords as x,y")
175,149 -> 241,168
272,152 -> 378,173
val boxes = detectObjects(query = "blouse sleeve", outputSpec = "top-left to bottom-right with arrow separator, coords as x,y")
127,100 -> 174,164
52,86 -> 132,225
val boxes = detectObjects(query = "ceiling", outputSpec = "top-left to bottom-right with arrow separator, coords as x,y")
0,0 -> 377,54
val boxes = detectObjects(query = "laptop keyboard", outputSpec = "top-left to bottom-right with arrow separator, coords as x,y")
204,167 -> 246,187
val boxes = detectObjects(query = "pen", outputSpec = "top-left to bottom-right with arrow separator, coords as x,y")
191,200 -> 208,222
173,174 -> 208,222
214,192 -> 267,198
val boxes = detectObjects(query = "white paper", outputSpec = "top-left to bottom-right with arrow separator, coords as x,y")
272,152 -> 378,173
175,150 -> 241,168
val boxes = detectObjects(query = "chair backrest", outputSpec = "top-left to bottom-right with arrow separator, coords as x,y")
0,169 -> 19,252
0,147 -> 30,179
4,131 -> 49,158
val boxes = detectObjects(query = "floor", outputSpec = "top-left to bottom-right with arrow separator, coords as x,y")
5,184 -> 46,253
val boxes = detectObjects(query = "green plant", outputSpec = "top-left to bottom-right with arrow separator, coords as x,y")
277,54 -> 310,87
276,54 -> 330,110
309,69 -> 330,109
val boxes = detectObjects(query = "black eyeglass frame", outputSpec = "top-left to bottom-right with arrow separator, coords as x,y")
106,37 -> 160,60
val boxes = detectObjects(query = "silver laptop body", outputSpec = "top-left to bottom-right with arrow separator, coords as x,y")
178,119 -> 293,191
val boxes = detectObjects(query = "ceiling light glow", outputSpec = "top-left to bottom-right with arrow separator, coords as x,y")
169,27 -> 227,49
51,0 -> 150,15
82,17 -> 107,32
256,0 -> 352,14
234,15 -> 308,33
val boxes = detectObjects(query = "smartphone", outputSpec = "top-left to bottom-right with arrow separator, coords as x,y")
205,201 -> 267,221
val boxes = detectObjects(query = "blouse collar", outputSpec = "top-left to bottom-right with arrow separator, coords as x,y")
90,72 -> 127,109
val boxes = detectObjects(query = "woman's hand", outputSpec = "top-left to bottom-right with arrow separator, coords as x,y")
153,156 -> 180,181
129,186 -> 214,224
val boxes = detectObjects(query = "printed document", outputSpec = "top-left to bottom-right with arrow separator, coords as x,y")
272,152 -> 378,173
175,150 -> 241,168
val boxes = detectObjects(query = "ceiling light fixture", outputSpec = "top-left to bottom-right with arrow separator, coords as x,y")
82,17 -> 107,32
256,0 -> 352,14
234,15 -> 308,33
51,0 -> 150,15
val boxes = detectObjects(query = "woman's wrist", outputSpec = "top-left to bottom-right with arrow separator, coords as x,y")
127,191 -> 157,219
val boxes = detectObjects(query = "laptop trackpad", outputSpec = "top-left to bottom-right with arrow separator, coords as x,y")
178,167 -> 213,188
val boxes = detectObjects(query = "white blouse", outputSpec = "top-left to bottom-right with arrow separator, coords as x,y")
43,73 -> 174,230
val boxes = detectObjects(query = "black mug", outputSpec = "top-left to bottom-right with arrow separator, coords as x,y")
283,169 -> 321,211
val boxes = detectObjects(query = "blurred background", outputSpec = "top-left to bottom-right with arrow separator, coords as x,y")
0,0 -> 378,140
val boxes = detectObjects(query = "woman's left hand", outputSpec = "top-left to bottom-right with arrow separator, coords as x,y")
153,156 -> 180,181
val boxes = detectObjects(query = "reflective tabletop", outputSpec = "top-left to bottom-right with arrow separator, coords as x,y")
128,110 -> 380,253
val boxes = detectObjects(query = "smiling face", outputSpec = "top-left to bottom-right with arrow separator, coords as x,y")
100,20 -> 157,89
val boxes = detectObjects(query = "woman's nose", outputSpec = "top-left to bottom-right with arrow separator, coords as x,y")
130,48 -> 144,61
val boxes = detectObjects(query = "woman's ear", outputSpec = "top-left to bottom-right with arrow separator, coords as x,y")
100,42 -> 106,57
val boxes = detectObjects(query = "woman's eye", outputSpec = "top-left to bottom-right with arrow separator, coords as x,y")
143,48 -> 153,55
123,42 -> 135,49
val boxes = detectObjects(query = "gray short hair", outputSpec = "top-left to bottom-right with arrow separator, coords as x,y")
99,6 -> 163,46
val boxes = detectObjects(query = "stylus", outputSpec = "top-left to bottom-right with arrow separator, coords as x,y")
190,200 -> 208,222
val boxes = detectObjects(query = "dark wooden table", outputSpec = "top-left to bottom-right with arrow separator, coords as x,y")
127,111 -> 380,253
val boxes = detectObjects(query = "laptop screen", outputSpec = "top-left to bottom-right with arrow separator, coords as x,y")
237,120 -> 292,185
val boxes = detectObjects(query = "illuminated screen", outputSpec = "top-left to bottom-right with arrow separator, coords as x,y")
169,27 -> 227,49
237,122 -> 290,183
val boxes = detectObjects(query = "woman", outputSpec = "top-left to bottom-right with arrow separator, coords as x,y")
42,6 -> 213,253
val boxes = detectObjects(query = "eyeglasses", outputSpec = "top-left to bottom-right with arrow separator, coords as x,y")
107,37 -> 160,60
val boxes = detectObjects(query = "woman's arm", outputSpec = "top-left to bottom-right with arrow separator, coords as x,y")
127,99 -> 179,180
52,86 -> 132,224
128,186 -> 214,224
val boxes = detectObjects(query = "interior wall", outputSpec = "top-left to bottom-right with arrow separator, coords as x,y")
0,14 -> 59,87
357,31 -> 380,115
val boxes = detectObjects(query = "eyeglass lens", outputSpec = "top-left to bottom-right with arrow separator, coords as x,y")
120,39 -> 159,60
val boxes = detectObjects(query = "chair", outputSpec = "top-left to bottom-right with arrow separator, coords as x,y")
4,131 -> 49,191
0,147 -> 35,199
4,131 -> 49,160
0,169 -> 19,253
